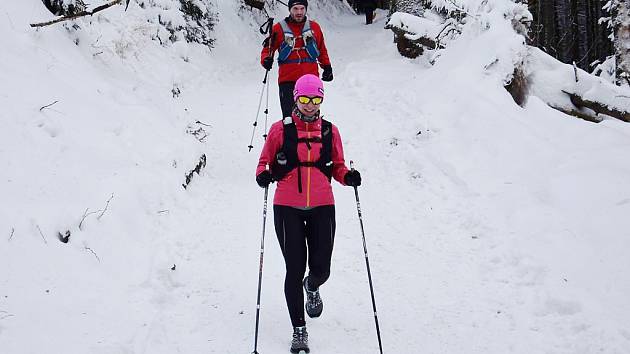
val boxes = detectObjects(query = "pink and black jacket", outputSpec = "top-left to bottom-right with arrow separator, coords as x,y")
256,114 -> 349,208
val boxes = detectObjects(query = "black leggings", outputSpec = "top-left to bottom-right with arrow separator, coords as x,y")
273,205 -> 336,327
279,81 -> 296,118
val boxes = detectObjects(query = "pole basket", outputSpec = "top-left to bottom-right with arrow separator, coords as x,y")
245,0 -> 265,10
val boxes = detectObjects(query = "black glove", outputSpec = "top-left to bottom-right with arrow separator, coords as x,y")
262,56 -> 273,70
344,170 -> 361,187
256,170 -> 273,188
321,65 -> 333,82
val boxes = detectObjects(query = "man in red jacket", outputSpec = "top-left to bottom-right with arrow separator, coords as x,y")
260,0 -> 333,118
255,74 -> 361,353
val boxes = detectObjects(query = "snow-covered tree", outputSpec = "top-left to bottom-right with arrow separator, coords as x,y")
388,0 -> 426,17
605,0 -> 630,85
42,0 -> 86,16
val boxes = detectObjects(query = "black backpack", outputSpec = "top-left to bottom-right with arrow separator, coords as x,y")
272,117 -> 333,193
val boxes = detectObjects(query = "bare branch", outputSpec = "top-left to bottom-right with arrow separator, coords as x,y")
195,120 -> 211,127
79,208 -> 100,230
30,0 -> 123,28
36,225 -> 48,244
39,100 -> 59,111
0,310 -> 14,320
79,193 -> 114,229
9,227 -> 14,241
5,11 -> 15,30
97,193 -> 114,220
84,246 -> 101,262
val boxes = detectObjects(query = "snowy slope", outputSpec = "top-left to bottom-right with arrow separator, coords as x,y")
2,1 -> 630,353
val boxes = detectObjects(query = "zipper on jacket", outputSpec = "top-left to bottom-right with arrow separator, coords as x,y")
306,123 -> 311,207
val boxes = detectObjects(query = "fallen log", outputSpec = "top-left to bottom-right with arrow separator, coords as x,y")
548,104 -> 603,123
562,90 -> 630,122
31,0 -> 123,28
527,47 -> 630,123
385,12 -> 451,59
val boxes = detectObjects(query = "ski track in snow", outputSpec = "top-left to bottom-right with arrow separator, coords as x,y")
1,1 -> 630,353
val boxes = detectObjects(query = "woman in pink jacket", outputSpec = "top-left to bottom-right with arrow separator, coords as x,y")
255,74 -> 361,353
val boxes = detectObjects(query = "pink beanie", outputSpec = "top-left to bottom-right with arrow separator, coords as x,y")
293,74 -> 324,101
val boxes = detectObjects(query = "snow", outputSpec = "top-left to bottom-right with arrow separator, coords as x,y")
528,46 -> 630,116
2,0 -> 630,353
387,11 -> 446,39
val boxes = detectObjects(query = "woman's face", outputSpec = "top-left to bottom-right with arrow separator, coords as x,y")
295,96 -> 322,117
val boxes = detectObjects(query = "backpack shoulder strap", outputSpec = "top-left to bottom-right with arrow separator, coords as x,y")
282,117 -> 298,161
277,20 -> 296,62
318,119 -> 333,180
279,20 -> 294,38
302,20 -> 312,37
271,117 -> 298,183
302,20 -> 319,59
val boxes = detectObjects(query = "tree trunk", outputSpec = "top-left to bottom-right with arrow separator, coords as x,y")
611,1 -> 630,85
555,0 -> 573,62
575,0 -> 589,65
541,0 -> 558,57
528,0 -> 614,75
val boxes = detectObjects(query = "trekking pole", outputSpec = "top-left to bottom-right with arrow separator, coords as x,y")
350,161 -> 384,354
248,72 -> 270,151
248,17 -> 274,152
263,68 -> 271,140
252,177 -> 270,354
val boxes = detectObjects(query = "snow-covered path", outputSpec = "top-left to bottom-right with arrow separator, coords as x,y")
2,1 -> 630,353
152,8 -> 630,353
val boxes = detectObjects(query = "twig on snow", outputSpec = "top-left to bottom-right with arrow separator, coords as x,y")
9,227 -> 15,241
97,193 -> 114,220
79,193 -> 114,229
84,246 -> 101,262
195,120 -> 211,126
0,310 -> 14,320
79,208 -> 100,230
36,225 -> 48,244
39,100 -> 59,111
5,11 -> 15,30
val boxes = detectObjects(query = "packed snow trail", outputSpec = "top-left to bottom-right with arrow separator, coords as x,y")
158,7 -> 630,353
1,1 -> 630,353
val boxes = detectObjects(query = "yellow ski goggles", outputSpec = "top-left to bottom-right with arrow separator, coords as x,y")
297,96 -> 323,105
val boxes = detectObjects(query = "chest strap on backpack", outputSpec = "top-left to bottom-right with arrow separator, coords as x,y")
272,118 -> 333,193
